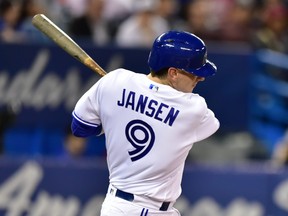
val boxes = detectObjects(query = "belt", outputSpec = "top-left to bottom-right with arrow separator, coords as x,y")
109,186 -> 171,211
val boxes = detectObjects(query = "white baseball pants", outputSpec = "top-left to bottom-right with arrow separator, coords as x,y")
100,186 -> 180,216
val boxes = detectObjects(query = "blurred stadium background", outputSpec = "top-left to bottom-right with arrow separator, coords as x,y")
1,0 -> 288,215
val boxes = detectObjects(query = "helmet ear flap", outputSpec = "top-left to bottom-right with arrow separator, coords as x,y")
148,31 -> 217,77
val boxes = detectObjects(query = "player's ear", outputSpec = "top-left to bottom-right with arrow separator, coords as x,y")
167,67 -> 178,80
167,67 -> 179,82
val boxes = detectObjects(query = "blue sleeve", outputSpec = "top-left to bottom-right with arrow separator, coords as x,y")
71,115 -> 102,137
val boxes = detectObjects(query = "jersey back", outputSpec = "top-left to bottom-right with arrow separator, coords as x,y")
73,68 -> 219,201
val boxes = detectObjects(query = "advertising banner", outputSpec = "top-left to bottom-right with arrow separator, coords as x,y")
0,43 -> 250,132
0,158 -> 287,216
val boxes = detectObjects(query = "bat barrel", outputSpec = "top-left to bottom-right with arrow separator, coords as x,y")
32,14 -> 106,76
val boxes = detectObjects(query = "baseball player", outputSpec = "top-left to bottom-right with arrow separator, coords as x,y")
71,30 -> 220,216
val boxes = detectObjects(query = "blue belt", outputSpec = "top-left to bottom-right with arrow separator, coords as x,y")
115,188 -> 171,211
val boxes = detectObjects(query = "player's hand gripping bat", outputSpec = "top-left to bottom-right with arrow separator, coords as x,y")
32,14 -> 107,77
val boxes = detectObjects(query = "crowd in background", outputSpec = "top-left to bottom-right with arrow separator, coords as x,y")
0,0 -> 288,52
1,0 -> 288,164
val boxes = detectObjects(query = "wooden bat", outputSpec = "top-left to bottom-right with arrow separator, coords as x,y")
32,14 -> 106,77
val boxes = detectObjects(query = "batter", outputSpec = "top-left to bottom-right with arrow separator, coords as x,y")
71,30 -> 220,216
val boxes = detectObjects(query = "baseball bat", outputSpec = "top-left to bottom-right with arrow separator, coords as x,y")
32,14 -> 107,77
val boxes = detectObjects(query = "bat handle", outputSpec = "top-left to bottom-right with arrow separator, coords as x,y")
84,57 -> 107,77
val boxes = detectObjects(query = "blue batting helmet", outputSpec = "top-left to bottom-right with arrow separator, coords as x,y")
148,31 -> 217,77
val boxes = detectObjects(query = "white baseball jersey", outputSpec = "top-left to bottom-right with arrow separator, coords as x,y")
73,68 -> 219,202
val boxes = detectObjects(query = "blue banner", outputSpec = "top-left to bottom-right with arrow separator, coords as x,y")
0,158 -> 287,216
0,43 -> 250,132
0,43 -> 150,129
0,43 -> 252,156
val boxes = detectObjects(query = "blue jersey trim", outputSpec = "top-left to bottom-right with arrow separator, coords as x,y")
71,115 -> 102,137
72,111 -> 100,127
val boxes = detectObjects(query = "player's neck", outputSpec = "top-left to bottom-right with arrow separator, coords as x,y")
147,73 -> 171,86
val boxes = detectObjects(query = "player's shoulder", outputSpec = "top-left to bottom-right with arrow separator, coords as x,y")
105,68 -> 135,78
186,93 -> 208,108
187,93 -> 205,101
102,68 -> 142,83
